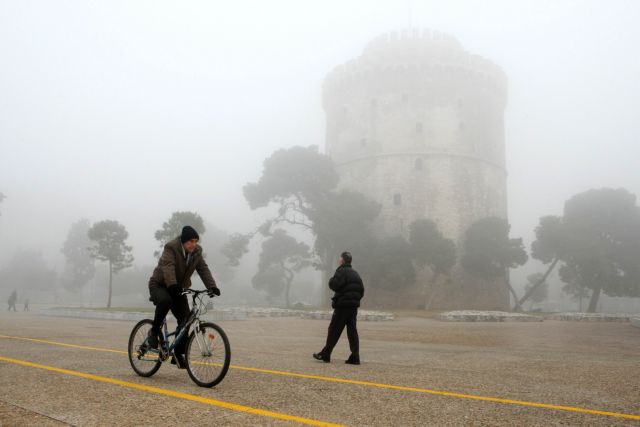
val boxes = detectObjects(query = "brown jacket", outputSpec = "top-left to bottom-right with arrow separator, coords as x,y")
149,238 -> 218,290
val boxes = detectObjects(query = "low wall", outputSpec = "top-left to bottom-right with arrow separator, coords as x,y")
437,311 -> 543,322
545,312 -> 637,322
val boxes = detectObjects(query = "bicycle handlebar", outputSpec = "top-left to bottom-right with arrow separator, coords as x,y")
181,288 -> 217,297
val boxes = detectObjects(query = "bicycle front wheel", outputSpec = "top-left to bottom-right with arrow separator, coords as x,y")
128,319 -> 162,377
185,322 -> 230,387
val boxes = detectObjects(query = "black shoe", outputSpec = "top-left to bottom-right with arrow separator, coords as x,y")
313,352 -> 330,363
345,355 -> 360,365
171,353 -> 186,369
147,330 -> 159,349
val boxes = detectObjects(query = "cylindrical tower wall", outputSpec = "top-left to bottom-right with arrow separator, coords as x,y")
323,29 -> 509,309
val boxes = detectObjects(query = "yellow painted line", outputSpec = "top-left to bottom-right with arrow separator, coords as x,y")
0,335 -> 127,354
0,355 -> 341,427
2,334 -> 639,421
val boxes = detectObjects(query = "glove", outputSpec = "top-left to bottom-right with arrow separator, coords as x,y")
168,284 -> 182,297
207,287 -> 221,297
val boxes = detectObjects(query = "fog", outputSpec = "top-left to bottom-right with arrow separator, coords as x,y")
1,1 -> 639,309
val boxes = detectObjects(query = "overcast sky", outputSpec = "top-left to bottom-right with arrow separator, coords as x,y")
1,0 -> 639,274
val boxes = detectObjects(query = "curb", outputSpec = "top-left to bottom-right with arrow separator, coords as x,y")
545,313 -> 636,322
437,311 -> 543,322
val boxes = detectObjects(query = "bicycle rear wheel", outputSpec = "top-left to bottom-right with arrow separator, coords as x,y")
185,322 -> 230,387
128,319 -> 162,377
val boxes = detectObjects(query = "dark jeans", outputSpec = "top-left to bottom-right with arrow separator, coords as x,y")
149,286 -> 190,354
321,307 -> 359,358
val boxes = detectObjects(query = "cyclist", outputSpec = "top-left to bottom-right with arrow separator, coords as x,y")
147,225 -> 221,368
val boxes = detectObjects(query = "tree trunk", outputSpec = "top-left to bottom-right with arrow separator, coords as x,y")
516,258 -> 559,310
283,265 -> 294,309
587,286 -> 601,313
321,249 -> 333,308
505,268 -> 522,312
424,271 -> 440,311
107,260 -> 112,309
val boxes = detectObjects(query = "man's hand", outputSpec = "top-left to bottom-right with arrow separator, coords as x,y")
168,284 -> 182,297
207,287 -> 221,297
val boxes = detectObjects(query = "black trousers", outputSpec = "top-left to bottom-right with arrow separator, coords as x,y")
149,286 -> 190,354
321,307 -> 359,358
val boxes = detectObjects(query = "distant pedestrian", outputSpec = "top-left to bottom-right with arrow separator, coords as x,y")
313,251 -> 364,365
7,290 -> 17,311
24,298 -> 29,312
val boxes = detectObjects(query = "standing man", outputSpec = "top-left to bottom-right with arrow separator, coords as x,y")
313,251 -> 364,365
147,225 -> 221,368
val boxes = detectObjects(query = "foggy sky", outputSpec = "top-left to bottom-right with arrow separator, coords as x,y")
1,0 -> 639,278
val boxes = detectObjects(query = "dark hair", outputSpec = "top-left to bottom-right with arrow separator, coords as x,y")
341,251 -> 352,264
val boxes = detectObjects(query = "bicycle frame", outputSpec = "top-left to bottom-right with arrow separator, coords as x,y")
148,289 -> 211,358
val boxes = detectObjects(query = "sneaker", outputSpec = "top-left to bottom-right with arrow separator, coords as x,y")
313,352 -> 330,363
171,353 -> 187,369
147,329 -> 159,349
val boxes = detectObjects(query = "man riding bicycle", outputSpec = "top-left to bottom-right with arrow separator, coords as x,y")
147,225 -> 220,368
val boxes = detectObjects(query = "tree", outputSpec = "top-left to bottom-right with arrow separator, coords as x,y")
517,215 -> 567,309
243,146 -> 339,211
523,273 -> 549,310
221,233 -> 251,267
409,219 -> 456,310
556,188 -> 640,312
251,229 -> 312,307
461,217 -> 528,310
0,249 -> 57,295
199,224 -> 235,284
61,219 -> 96,292
154,211 -> 205,256
307,189 -> 381,275
559,265 -> 591,311
88,220 -> 134,308
364,235 -> 416,294
226,146 -> 381,304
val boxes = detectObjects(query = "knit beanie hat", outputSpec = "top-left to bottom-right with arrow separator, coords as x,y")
180,225 -> 200,243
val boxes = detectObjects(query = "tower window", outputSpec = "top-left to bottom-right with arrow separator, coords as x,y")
394,194 -> 402,206
415,158 -> 423,171
361,138 -> 367,146
371,98 -> 378,109
416,122 -> 423,133
401,93 -> 408,104
459,121 -> 465,131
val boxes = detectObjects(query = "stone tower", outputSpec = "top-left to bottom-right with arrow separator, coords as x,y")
322,29 -> 509,309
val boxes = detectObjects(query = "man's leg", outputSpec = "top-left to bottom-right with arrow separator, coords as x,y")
320,309 -> 349,358
170,292 -> 190,357
345,308 -> 360,362
149,286 -> 172,339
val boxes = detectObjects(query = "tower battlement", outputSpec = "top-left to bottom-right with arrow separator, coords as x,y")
323,29 -> 507,108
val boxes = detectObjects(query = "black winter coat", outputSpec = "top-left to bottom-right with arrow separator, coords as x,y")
329,264 -> 364,309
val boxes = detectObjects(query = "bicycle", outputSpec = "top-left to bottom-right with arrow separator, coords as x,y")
127,288 -> 231,387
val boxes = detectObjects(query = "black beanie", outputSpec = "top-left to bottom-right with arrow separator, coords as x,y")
180,226 -> 200,243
